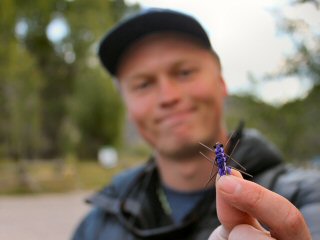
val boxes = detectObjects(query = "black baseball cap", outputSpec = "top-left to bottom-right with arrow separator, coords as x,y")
98,8 -> 212,76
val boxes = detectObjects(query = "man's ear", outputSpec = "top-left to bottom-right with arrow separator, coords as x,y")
113,77 -> 121,92
220,75 -> 228,97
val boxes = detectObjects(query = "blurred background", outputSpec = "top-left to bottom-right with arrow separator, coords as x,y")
0,0 -> 319,239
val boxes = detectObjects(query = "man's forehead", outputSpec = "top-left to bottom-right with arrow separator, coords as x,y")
116,32 -> 210,72
116,32 -> 221,79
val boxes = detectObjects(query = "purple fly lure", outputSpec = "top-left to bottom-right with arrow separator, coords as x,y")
199,139 -> 252,185
214,142 -> 231,176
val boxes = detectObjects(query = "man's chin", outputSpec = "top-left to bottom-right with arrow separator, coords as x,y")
157,141 -> 201,160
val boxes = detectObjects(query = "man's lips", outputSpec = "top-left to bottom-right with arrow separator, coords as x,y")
156,108 -> 196,127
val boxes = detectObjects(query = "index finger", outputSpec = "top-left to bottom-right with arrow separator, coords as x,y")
217,174 -> 311,240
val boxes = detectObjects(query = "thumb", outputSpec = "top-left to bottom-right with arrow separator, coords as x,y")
216,171 -> 263,232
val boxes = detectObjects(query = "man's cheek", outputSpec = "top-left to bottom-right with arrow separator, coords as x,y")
189,85 -> 214,101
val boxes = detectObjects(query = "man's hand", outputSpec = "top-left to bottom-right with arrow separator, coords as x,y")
209,171 -> 311,240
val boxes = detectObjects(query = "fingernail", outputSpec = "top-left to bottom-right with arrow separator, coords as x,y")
219,175 -> 241,194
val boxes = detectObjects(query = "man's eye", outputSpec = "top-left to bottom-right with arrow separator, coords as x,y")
178,69 -> 194,77
135,80 -> 152,90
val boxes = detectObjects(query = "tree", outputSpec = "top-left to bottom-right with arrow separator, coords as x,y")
0,0 -> 44,159
0,0 -> 45,188
0,0 -> 139,160
272,0 -> 320,86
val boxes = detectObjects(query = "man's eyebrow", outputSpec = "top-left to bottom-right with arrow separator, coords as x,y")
171,59 -> 198,68
121,59 -> 199,81
122,72 -> 152,82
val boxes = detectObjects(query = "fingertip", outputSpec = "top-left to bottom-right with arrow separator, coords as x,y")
215,169 -> 243,185
217,175 -> 242,195
230,169 -> 244,179
229,224 -> 274,240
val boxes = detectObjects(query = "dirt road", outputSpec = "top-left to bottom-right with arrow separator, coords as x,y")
0,191 -> 92,240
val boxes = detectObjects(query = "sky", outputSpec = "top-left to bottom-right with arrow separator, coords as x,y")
124,0 -> 320,106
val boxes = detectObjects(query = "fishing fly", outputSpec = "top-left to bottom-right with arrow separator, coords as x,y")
199,137 -> 252,185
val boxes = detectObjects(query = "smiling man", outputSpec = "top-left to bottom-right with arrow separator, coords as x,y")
72,8 -> 320,240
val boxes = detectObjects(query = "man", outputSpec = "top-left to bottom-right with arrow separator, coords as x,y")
73,8 -> 320,240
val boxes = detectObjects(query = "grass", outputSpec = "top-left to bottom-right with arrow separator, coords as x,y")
0,152 -> 147,195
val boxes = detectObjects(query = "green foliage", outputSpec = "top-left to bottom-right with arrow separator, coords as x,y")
227,1 -> 320,163
0,158 -> 137,195
0,147 -> 147,195
0,0 -> 44,159
1,42 -> 44,159
69,69 -> 124,158
0,0 -> 139,160
226,85 -> 320,162
225,94 -> 281,151
279,85 -> 320,159
253,0 -> 320,162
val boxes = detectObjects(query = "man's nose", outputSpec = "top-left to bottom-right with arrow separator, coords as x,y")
158,79 -> 181,108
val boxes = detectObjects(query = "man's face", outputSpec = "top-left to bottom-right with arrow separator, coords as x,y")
117,33 -> 227,159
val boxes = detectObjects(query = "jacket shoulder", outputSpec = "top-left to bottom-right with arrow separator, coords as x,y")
108,164 -> 146,196
273,166 -> 320,239
72,163 -> 150,240
273,166 -> 320,206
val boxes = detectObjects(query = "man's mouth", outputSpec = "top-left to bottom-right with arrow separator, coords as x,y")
157,108 -> 196,127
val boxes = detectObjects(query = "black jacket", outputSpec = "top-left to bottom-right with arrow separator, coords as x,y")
72,129 -> 320,239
